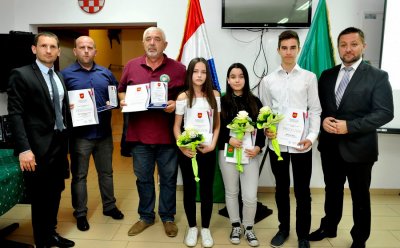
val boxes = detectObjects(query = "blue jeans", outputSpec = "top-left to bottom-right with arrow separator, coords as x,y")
131,144 -> 178,223
71,136 -> 116,217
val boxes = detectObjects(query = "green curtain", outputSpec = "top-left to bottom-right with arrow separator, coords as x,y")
298,0 -> 336,79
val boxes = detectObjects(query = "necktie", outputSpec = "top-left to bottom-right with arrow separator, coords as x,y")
48,69 -> 64,131
335,67 -> 353,107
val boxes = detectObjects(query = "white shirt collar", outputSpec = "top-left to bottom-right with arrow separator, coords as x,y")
278,63 -> 301,75
36,59 -> 55,75
340,57 -> 363,71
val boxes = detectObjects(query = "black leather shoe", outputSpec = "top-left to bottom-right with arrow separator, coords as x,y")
350,241 -> 366,248
308,228 -> 336,241
298,239 -> 310,248
103,207 -> 124,219
48,234 -> 75,247
77,216 -> 90,231
270,230 -> 289,247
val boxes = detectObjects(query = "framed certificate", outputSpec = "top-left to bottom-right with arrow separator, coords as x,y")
108,85 -> 118,107
148,81 -> 168,109
97,85 -> 118,112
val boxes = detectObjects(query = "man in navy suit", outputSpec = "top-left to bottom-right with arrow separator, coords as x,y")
309,27 -> 394,248
7,32 -> 75,248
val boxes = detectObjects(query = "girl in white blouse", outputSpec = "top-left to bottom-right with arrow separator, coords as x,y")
173,57 -> 220,248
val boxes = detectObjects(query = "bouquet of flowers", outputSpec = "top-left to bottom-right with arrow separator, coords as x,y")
227,111 -> 255,173
176,126 -> 205,182
256,106 -> 285,161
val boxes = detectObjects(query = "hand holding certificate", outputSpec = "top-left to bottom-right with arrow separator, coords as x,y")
176,126 -> 205,182
184,108 -> 213,145
97,85 -> 118,112
122,84 -> 150,112
148,81 -> 168,109
68,88 -> 99,127
224,130 -> 256,165
277,108 -> 307,149
226,111 -> 255,172
256,106 -> 285,161
122,82 -> 168,112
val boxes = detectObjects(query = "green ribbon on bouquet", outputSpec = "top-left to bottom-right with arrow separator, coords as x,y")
234,131 -> 245,173
176,127 -> 205,182
256,106 -> 285,161
227,111 -> 255,173
268,125 -> 283,161
189,143 -> 200,182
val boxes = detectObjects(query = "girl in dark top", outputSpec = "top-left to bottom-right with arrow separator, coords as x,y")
218,63 -> 265,247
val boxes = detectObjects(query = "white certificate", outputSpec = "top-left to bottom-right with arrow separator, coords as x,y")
68,88 -> 99,127
277,108 -> 306,148
224,130 -> 257,164
122,84 -> 150,112
148,81 -> 168,109
185,109 -> 213,145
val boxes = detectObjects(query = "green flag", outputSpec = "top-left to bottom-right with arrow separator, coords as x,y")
298,0 -> 336,79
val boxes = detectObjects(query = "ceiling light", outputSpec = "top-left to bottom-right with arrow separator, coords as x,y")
297,1 -> 310,11
278,18 -> 289,24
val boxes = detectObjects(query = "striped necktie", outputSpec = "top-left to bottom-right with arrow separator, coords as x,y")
335,67 -> 353,107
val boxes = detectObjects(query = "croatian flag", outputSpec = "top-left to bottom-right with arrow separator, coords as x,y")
177,0 -> 220,92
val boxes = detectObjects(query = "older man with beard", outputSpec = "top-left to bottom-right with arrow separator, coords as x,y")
118,27 -> 186,238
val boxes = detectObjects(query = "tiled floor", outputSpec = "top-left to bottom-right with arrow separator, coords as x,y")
1,146 -> 400,248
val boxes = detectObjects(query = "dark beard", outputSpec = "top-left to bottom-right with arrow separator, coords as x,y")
340,54 -> 362,65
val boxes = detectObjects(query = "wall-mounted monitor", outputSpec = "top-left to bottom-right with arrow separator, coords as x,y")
222,0 -> 312,29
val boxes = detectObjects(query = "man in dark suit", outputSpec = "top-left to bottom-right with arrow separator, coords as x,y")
7,32 -> 75,248
309,27 -> 394,248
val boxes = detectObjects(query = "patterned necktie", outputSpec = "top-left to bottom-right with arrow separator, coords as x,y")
335,67 -> 353,107
48,69 -> 64,131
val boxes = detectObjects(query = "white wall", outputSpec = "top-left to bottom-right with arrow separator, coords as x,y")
0,0 -> 385,89
1,0 -> 399,189
0,1 -> 14,32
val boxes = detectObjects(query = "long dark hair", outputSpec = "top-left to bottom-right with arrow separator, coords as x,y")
223,63 -> 259,120
185,58 -> 217,109
184,57 -> 218,126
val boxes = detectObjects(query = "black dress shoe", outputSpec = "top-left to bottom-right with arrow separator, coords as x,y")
103,207 -> 124,219
48,233 -> 75,247
308,228 -> 336,241
350,241 -> 366,248
77,216 -> 90,231
298,239 -> 310,248
270,230 -> 289,247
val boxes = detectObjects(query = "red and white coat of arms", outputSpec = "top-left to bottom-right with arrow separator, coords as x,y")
78,0 -> 105,14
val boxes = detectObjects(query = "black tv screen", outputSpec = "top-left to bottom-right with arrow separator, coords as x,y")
222,0 -> 312,29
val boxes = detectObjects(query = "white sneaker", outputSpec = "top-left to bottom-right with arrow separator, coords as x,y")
201,228 -> 214,247
244,227 -> 259,247
184,227 -> 198,247
230,226 -> 242,244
